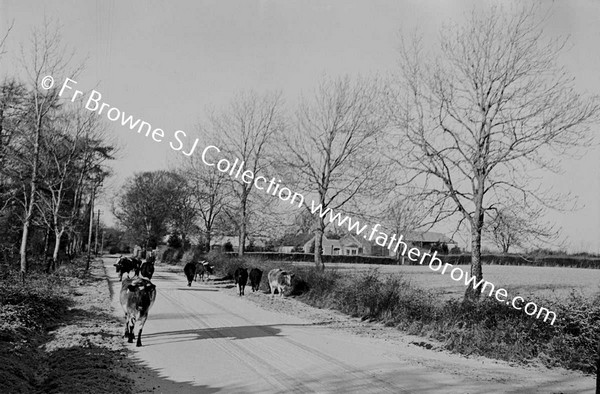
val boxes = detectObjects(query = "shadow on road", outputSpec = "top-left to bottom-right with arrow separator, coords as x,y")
143,323 -> 309,345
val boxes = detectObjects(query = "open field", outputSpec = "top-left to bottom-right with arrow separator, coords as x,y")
286,261 -> 600,301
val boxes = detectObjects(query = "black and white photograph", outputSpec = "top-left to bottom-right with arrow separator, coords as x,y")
1,1 -> 599,393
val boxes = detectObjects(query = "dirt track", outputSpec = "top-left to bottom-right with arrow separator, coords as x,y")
104,257 -> 596,393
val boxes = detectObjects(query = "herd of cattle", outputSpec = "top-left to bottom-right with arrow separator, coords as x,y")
114,255 -> 295,347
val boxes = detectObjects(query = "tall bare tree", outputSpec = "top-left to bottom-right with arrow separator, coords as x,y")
279,76 -> 389,270
388,5 -> 599,299
178,154 -> 230,251
383,193 -> 429,261
18,20 -> 80,279
207,91 -> 284,256
37,107 -> 112,268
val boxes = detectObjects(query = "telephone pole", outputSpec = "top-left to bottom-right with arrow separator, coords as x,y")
86,186 -> 95,270
95,209 -> 101,256
101,230 -> 105,256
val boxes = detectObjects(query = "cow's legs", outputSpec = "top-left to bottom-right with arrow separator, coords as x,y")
136,314 -> 147,347
127,316 -> 136,343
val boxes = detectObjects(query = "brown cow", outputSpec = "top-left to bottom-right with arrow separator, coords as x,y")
120,276 -> 156,347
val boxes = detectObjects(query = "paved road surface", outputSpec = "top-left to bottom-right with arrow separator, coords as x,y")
104,258 -> 595,393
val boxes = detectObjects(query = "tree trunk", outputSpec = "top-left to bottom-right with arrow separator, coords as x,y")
181,233 -> 187,250
19,100 -> 44,282
19,197 -> 35,282
43,227 -> 51,258
52,228 -> 64,266
465,215 -> 484,301
205,231 -> 211,252
313,217 -> 325,271
238,195 -> 247,257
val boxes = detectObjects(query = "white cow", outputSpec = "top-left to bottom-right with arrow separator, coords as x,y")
267,268 -> 294,297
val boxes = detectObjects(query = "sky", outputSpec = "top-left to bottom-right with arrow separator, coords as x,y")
1,0 -> 599,253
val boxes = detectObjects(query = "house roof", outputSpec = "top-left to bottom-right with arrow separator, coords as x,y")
277,232 -> 314,247
340,233 -> 371,248
303,235 -> 342,248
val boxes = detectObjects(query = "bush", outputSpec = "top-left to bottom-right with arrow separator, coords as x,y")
204,250 -> 245,279
296,268 -> 340,302
158,247 -> 183,264
167,233 -> 182,249
181,246 -> 205,266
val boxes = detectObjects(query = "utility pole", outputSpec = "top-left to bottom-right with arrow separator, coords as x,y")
95,209 -> 101,255
101,230 -> 105,257
86,186 -> 95,270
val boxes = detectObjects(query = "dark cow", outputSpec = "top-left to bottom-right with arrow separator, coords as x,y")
234,267 -> 248,296
249,268 -> 263,292
195,261 -> 215,282
139,258 -> 155,280
267,268 -> 294,297
119,276 -> 156,347
184,262 -> 196,286
114,256 -> 142,281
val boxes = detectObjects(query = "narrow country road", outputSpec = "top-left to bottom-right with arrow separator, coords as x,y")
103,258 -> 595,394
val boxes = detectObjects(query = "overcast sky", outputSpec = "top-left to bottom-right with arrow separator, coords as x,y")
1,0 -> 599,253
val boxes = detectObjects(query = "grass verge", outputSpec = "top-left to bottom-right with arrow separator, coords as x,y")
0,260 -> 135,393
204,251 -> 599,374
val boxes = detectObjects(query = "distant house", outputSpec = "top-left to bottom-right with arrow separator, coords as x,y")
302,234 -> 344,255
401,231 -> 456,252
303,231 -> 457,257
276,232 -> 314,253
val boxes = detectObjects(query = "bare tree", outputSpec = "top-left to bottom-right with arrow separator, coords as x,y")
178,154 -> 230,252
18,20 -> 80,279
279,76 -> 389,270
207,91 -> 284,256
388,5 -> 599,300
484,206 -> 558,254
383,193 -> 429,262
37,107 -> 112,269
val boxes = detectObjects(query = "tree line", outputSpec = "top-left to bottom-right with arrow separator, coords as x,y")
0,21 -> 114,279
3,7 -> 599,302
